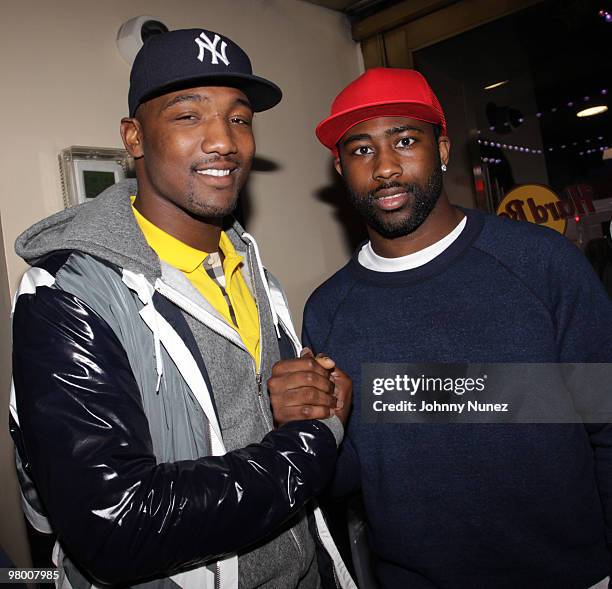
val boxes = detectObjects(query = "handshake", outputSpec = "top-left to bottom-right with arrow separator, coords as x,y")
268,347 -> 353,427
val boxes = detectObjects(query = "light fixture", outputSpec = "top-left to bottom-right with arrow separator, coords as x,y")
484,80 -> 509,91
116,16 -> 168,65
576,105 -> 609,118
599,9 -> 612,23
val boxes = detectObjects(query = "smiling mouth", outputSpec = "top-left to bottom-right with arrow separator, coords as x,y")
195,168 -> 234,177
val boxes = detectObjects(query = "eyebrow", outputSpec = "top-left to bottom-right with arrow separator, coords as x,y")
341,133 -> 371,147
341,125 -> 425,148
234,97 -> 253,110
161,94 -> 205,111
161,93 -> 253,112
385,125 -> 425,136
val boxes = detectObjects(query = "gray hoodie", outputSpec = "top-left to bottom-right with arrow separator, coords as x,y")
11,179 -> 351,589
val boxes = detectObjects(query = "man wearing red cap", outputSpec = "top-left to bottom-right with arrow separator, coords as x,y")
302,68 -> 612,588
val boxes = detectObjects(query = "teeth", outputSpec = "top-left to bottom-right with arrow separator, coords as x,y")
197,169 -> 231,177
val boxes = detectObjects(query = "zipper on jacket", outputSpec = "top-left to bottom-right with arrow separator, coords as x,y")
246,244 -> 305,559
206,422 -> 213,457
155,250 -> 312,585
246,246 -> 265,400
215,561 -> 221,589
249,358 -> 304,558
159,246 -> 308,566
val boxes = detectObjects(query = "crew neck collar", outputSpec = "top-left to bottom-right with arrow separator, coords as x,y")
359,215 -> 467,272
348,207 -> 484,286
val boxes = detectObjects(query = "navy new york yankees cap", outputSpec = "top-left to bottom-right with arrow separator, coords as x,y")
128,28 -> 282,116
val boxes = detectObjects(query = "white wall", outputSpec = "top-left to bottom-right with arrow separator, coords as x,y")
0,0 -> 361,566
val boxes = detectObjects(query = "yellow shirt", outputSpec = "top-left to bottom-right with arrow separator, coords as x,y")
132,200 -> 261,369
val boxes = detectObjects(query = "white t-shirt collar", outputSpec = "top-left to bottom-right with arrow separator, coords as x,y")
358,216 -> 467,272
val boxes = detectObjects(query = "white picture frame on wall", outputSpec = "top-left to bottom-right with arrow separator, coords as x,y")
59,146 -> 133,209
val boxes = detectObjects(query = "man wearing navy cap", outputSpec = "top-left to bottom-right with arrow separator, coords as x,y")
9,28 -> 355,589
302,68 -> 612,588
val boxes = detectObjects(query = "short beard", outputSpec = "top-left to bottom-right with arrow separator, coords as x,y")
185,190 -> 240,218
345,165 -> 443,239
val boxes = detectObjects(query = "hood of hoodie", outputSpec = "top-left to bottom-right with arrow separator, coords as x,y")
15,179 -> 251,281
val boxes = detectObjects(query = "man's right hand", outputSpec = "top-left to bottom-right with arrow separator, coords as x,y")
269,348 -> 352,427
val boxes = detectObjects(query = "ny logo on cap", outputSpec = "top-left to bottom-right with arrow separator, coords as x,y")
195,32 -> 230,66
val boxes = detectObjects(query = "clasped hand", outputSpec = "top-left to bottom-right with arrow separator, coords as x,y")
268,348 -> 352,427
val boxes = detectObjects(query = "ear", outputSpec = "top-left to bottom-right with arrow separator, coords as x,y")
333,155 -> 343,177
120,117 -> 144,158
438,136 -> 451,167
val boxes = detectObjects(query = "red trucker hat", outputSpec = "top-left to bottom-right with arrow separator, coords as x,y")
316,68 -> 447,151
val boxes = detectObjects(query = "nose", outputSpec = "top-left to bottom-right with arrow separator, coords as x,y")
373,146 -> 402,181
201,116 -> 237,156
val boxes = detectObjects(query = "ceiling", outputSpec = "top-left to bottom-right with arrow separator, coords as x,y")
302,0 -> 355,9
301,0 -> 402,19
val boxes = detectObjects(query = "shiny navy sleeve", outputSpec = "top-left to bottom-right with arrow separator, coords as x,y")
12,286 -> 338,586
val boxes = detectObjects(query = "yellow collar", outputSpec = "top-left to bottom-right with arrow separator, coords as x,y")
131,198 -> 243,272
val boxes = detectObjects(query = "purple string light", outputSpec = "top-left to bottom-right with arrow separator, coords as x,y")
477,134 -> 608,157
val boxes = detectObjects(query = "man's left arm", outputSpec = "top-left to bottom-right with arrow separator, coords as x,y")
551,238 -> 612,563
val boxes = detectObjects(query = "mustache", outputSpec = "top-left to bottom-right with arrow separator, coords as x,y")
372,181 -> 419,198
190,155 -> 241,170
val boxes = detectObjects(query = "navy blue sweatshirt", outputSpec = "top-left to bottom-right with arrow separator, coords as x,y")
303,207 -> 612,589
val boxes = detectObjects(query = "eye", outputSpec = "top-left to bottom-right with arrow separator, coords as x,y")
175,113 -> 198,121
230,116 -> 252,126
352,145 -> 374,156
396,136 -> 416,148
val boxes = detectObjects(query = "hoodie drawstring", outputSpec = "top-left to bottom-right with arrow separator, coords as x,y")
152,312 -> 163,393
241,232 -> 281,339
121,270 -> 165,393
